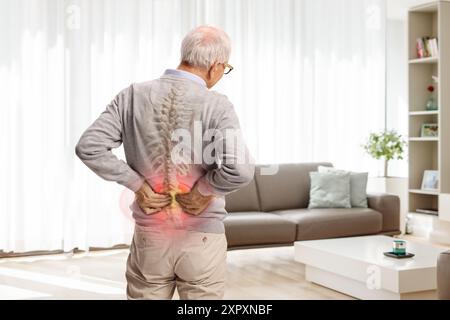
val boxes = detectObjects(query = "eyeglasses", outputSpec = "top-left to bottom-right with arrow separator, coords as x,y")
223,63 -> 234,75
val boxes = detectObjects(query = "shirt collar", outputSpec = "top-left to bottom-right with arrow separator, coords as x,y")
163,69 -> 207,87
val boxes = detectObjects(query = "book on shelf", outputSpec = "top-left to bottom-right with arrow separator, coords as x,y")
416,37 -> 439,58
415,208 -> 438,215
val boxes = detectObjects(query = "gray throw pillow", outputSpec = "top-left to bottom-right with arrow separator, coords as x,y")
318,166 -> 368,208
308,171 -> 351,208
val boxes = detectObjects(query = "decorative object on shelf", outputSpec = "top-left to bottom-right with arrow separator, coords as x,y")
416,38 -> 426,58
427,37 -> 439,57
363,130 -> 406,178
420,123 -> 438,137
421,170 -> 439,191
432,75 -> 439,84
416,37 -> 439,58
425,84 -> 438,111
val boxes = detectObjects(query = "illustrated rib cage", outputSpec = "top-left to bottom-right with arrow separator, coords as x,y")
146,84 -> 194,194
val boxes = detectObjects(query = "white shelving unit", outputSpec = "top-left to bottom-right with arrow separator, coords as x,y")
408,1 -> 450,223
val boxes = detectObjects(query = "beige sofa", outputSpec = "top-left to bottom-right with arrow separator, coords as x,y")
224,163 -> 401,249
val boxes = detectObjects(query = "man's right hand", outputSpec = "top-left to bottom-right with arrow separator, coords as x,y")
175,183 -> 215,216
135,182 -> 172,215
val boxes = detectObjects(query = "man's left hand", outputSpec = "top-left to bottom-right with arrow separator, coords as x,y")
175,183 -> 215,216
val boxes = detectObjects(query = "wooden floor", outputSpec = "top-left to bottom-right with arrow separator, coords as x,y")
4,234 -> 445,300
0,245 -> 352,300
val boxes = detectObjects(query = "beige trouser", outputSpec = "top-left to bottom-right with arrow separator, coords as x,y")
126,224 -> 227,300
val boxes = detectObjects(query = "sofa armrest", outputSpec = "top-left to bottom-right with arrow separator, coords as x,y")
438,250 -> 450,300
367,193 -> 400,233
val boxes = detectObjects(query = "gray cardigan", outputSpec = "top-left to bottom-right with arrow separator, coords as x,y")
75,74 -> 255,233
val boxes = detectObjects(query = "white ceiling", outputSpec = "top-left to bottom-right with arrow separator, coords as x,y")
387,0 -> 435,20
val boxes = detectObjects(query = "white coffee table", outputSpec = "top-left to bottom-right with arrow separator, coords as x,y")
294,235 -> 446,300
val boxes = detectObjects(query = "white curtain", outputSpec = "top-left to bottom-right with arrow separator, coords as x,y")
0,0 -> 386,253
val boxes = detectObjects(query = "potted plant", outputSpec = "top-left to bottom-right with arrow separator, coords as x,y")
363,130 -> 406,178
363,130 -> 408,232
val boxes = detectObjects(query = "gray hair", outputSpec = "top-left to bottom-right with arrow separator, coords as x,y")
180,25 -> 231,69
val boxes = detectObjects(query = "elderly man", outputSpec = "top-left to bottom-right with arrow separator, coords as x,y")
75,25 -> 254,299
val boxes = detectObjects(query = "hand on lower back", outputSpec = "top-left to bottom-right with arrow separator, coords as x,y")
135,182 -> 172,215
175,183 -> 215,216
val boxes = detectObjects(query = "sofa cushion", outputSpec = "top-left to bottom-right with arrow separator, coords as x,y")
224,212 -> 297,247
308,171 -> 351,208
225,179 -> 260,212
318,166 -> 368,208
273,208 -> 382,240
255,163 -> 333,212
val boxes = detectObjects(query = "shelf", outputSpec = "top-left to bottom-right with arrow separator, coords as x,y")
410,210 -> 439,216
409,110 -> 439,116
409,57 -> 439,64
409,189 -> 439,196
409,137 -> 439,141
